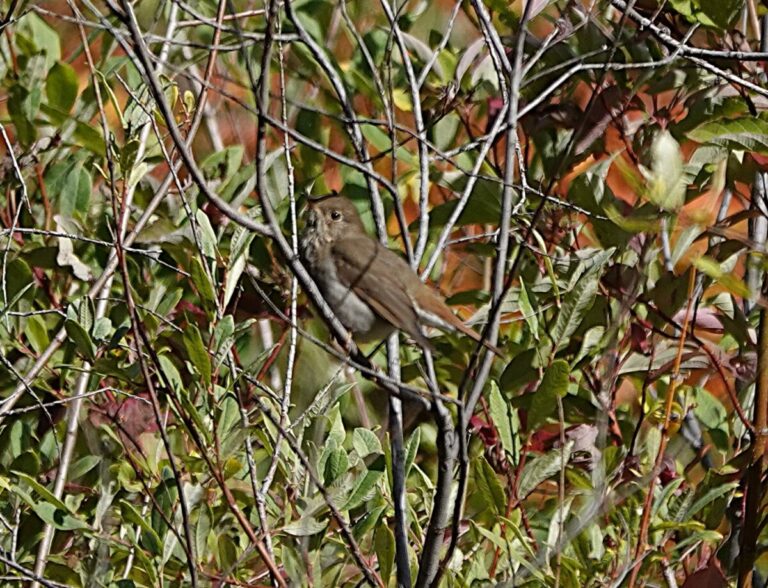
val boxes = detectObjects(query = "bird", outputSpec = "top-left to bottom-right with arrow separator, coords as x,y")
299,194 -> 503,356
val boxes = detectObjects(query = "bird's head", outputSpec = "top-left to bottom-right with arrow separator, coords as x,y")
306,194 -> 366,241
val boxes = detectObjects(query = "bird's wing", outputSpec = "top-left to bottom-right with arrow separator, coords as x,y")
332,236 -> 432,348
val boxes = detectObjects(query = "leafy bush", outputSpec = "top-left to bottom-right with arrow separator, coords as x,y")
0,0 -> 765,586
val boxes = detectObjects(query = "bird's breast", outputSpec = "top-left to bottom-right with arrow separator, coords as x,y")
301,238 -> 392,340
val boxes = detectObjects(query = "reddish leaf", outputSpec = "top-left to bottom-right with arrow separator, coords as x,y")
630,322 -> 651,353
682,561 -> 727,588
470,415 -> 498,448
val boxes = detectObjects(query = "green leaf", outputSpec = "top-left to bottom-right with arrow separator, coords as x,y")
344,470 -> 384,510
698,0 -> 743,29
8,85 -> 37,146
687,118 -> 768,154
7,258 -> 34,304
230,224 -> 255,261
64,319 -> 96,361
67,456 -> 101,480
1,280 -> 34,320
323,447 -> 348,485
182,324 -> 211,387
603,201 -> 660,234
283,516 -> 328,536
119,138 -> 142,173
670,224 -> 704,266
499,348 -> 538,393
25,314 -> 50,354
212,314 -> 235,356
433,112 -> 460,151
46,62 -> 79,112
216,533 -> 238,569
489,382 -> 515,458
528,360 -> 569,430
190,257 -> 217,310
92,316 -> 113,341
18,12 -> 60,67
9,421 -> 25,459
518,279 -> 539,340
374,524 -> 395,584
691,386 -> 727,429
518,443 -> 572,499
31,502 -> 89,531
78,297 -> 94,333
693,255 -> 751,298
573,326 -> 605,366
196,506 -> 212,562
126,162 -> 148,192
474,456 -> 506,515
10,451 -> 40,476
223,227 -> 254,309
73,120 -> 107,155
14,471 -> 69,511
550,273 -> 598,349
327,404 -> 346,446
121,500 -> 162,554
427,181 -> 502,227
404,428 -> 420,478
216,396 -> 240,440
44,161 -> 73,199
156,287 -> 183,317
353,505 -> 387,541
296,108 -> 329,177
353,428 -> 382,458
361,123 -> 417,166
177,384 -> 210,444
686,481 -> 738,518
61,162 -> 92,217
194,209 -> 218,260
199,145 -> 244,181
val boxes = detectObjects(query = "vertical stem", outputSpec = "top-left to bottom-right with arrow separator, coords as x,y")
388,336 -> 412,588
415,354 -> 455,588
415,405 -> 455,588
737,19 -> 768,585
32,3 -> 181,584
738,308 -> 768,586
628,268 -> 697,588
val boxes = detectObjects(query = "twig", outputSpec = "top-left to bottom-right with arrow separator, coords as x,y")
738,308 -> 768,586
30,1 -> 178,583
377,0 -> 430,264
415,353 -> 456,588
253,4 -> 299,571
283,0 -> 388,240
0,0 -> 225,421
250,392 -> 383,586
387,336 -> 411,588
0,120 -> 29,325
416,0 -> 462,89
627,268 -> 697,587
738,18 -> 768,583
0,551 -> 69,588
435,0 -> 527,581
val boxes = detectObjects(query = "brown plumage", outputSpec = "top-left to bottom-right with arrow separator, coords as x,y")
300,195 -> 503,356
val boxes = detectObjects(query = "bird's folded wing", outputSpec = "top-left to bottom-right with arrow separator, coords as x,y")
332,236 -> 431,348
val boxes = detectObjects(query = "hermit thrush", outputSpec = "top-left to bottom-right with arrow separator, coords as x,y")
299,195 -> 503,355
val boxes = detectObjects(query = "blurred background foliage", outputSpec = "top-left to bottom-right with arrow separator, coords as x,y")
0,0 -> 767,586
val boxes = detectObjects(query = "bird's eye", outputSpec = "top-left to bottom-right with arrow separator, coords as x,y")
330,210 -> 342,221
